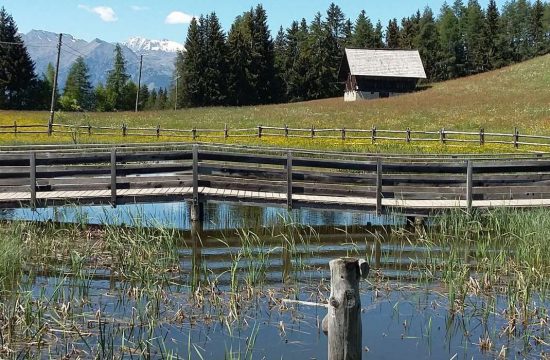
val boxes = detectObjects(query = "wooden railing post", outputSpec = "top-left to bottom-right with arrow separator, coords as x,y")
258,125 -> 262,138
514,127 -> 519,149
287,151 -> 293,210
88,123 -> 92,136
466,160 -> 473,214
192,144 -> 199,206
192,127 -> 197,140
224,123 -> 228,139
30,152 -> 36,209
14,120 -> 17,135
406,127 -> 411,143
480,128 -> 484,145
284,124 -> 289,138
311,125 -> 315,138
110,148 -> 117,206
371,126 -> 376,144
376,158 -> 383,215
325,258 -> 369,360
341,128 -> 346,141
440,128 -> 446,144
122,123 -> 127,137
156,124 -> 161,138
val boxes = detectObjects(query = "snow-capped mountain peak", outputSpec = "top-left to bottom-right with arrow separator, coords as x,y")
123,37 -> 184,53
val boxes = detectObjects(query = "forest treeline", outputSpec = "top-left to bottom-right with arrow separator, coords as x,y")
1,1 -> 549,111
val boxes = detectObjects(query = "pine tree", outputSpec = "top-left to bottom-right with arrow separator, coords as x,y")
105,44 -> 130,110
325,3 -> 346,49
274,26 -> 287,102
61,57 -> 94,111
352,11 -> 375,48
438,2 -> 466,78
172,50 -> 185,108
250,5 -> 276,104
94,83 -> 109,111
227,13 -> 254,105
373,20 -> 385,48
418,6 -> 443,80
485,0 -> 504,69
138,84 -> 149,111
202,13 -> 229,106
400,16 -> 420,49
0,7 -> 37,109
386,19 -> 401,48
181,17 -> 205,107
530,0 -> 546,55
464,0 -> 487,73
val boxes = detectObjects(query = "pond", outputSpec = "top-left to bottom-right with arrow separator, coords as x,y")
0,202 -> 548,359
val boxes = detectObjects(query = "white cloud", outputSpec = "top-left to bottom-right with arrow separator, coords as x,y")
165,11 -> 194,25
78,5 -> 118,22
131,5 -> 149,11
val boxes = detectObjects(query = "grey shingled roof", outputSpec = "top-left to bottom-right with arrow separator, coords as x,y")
344,49 -> 427,79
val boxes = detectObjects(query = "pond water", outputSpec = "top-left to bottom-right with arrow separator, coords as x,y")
0,202 -> 548,359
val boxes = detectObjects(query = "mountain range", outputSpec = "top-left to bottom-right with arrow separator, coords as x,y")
20,30 -> 185,90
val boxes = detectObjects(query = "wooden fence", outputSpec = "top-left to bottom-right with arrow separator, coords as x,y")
2,122 -> 550,150
2,144 -> 550,215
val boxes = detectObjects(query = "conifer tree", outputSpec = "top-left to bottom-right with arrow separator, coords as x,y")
352,11 -> 375,48
138,84 -> 149,111
250,5 -> 276,104
530,0 -> 546,55
105,44 -> 130,110
227,13 -> 254,105
202,13 -> 229,106
146,88 -> 157,110
0,7 -> 37,109
485,0 -> 504,69
464,0 -> 487,73
418,6 -> 443,80
438,2 -> 466,77
373,20 -> 385,48
181,17 -> 205,107
61,57 -> 94,111
386,19 -> 401,48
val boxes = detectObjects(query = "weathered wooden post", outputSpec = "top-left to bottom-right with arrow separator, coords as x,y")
376,158 -> 383,215
440,127 -> 446,144
284,124 -> 289,138
224,123 -> 228,139
514,127 -> 519,149
323,258 -> 369,360
286,151 -> 293,210
110,148 -> 117,206
122,123 -> 127,137
371,126 -> 376,144
192,128 -> 197,140
466,160 -> 473,214
311,125 -> 315,138
406,127 -> 411,143
29,152 -> 36,209
191,144 -> 204,222
88,123 -> 92,136
156,124 -> 161,138
341,128 -> 346,141
258,125 -> 263,138
479,128 -> 484,145
14,120 -> 17,135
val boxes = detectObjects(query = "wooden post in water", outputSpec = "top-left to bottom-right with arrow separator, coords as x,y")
324,257 -> 369,360
110,148 -> 117,206
191,144 -> 204,222
466,160 -> 473,214
286,151 -> 293,210
29,152 -> 36,209
376,158 -> 383,215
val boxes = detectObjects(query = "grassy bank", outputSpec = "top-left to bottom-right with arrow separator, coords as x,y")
0,55 -> 549,153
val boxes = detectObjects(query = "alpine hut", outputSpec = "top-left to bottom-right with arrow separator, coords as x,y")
338,48 -> 427,101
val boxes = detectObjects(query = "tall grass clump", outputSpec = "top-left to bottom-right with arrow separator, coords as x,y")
0,223 -> 24,289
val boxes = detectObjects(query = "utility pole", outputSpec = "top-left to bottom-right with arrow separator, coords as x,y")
135,54 -> 143,112
48,33 -> 62,135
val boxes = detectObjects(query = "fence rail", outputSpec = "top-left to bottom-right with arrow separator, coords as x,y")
1,144 -> 550,216
2,121 -> 550,150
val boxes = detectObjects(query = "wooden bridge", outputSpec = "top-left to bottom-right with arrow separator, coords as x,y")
1,143 -> 550,218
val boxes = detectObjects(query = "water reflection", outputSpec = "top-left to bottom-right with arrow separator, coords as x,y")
0,201 -> 403,230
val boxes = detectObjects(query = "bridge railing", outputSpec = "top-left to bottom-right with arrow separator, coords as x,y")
1,144 -> 550,213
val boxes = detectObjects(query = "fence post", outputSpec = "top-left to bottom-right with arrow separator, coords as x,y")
258,125 -> 263,138
110,148 -> 117,206
287,151 -> 293,210
14,120 -> 17,135
479,128 -> 484,145
284,124 -> 289,138
466,160 -> 473,214
514,127 -> 519,149
371,126 -> 376,144
376,158 -> 383,215
30,152 -> 36,209
192,144 -> 199,207
325,258 -> 369,360
122,123 -> 127,137
192,128 -> 197,140
341,128 -> 346,141
311,125 -> 315,138
406,127 -> 411,143
440,128 -> 446,144
224,123 -> 228,139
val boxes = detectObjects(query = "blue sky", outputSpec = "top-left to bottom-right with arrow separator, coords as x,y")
4,0 -> 502,43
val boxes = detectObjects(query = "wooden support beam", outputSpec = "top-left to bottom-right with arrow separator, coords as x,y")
376,158 -> 383,215
110,148 -> 117,206
29,152 -> 36,209
287,151 -> 293,210
466,160 -> 473,213
193,144 -> 199,206
325,258 -> 368,360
